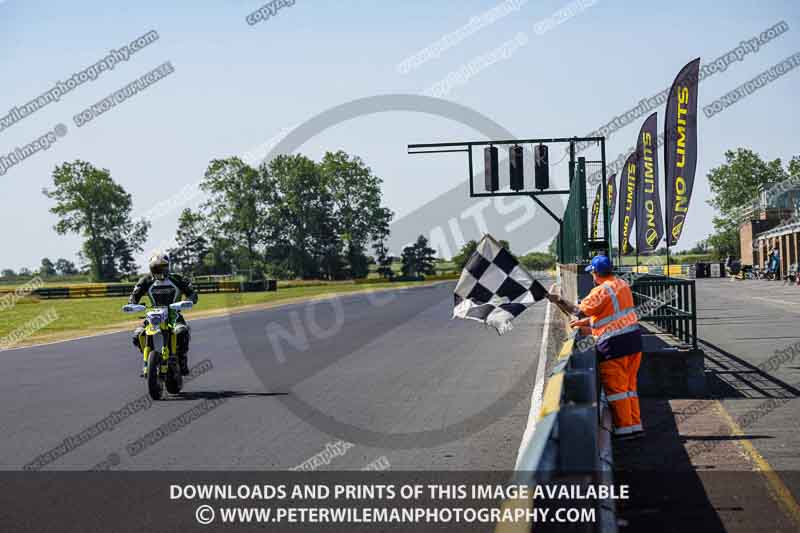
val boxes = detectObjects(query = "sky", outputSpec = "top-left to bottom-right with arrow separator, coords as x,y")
1,0 -> 799,271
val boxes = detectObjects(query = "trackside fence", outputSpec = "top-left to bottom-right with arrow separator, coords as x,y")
2,280 -> 277,300
630,275 -> 698,349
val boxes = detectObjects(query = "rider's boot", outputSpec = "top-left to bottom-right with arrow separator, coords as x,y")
132,326 -> 146,377
175,323 -> 191,376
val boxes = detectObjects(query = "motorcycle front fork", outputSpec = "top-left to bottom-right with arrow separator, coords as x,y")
140,332 -> 177,376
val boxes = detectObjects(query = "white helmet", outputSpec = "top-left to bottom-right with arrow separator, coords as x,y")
148,252 -> 170,280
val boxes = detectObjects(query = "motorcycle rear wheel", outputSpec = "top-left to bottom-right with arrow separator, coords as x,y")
166,357 -> 183,394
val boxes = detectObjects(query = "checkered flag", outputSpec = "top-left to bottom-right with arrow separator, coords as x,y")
453,234 -> 547,334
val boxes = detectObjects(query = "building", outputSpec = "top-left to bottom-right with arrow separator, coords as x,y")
750,220 -> 800,277
739,181 -> 800,275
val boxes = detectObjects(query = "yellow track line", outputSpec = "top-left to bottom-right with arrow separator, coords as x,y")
716,401 -> 800,526
540,372 -> 565,418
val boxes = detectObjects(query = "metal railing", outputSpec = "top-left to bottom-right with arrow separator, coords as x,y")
631,275 -> 698,349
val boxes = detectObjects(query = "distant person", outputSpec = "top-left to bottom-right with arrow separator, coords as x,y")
547,255 -> 644,440
769,246 -> 780,278
726,255 -> 741,279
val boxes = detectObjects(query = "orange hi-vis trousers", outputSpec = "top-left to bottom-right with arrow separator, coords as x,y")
599,352 -> 642,435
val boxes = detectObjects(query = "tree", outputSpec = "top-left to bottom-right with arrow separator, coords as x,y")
43,160 -> 149,281
681,240 -> 709,255
111,219 -> 149,281
707,148 -> 788,218
345,244 -> 370,279
548,238 -> 558,257
320,151 -> 389,278
789,156 -> 800,182
705,149 -> 799,260
401,235 -> 437,278
18,267 -> 33,277
207,235 -> 237,276
201,157 -> 268,278
371,207 -> 395,280
519,252 -> 556,271
452,240 -> 478,270
707,216 -> 740,259
55,258 -> 78,275
452,239 -> 509,270
170,208 -> 210,275
39,258 -> 56,277
262,154 -> 337,279
1,269 -> 16,278
114,240 -> 139,280
195,151 -> 393,280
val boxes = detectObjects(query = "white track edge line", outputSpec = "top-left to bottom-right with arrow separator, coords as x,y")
514,299 -> 551,470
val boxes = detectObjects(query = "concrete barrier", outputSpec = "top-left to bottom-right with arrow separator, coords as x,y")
511,327 -> 618,532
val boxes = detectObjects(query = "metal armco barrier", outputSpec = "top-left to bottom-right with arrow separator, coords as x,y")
511,334 -> 617,533
630,275 -> 698,349
4,279 -> 278,300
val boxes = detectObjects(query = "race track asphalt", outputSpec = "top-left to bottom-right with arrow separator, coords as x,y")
1,281 -> 553,472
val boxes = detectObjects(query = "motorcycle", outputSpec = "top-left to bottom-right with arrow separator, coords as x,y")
788,263 -> 798,284
122,301 -> 193,400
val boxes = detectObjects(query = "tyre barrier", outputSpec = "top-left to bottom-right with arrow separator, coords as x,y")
509,334 -> 617,533
2,279 -> 278,300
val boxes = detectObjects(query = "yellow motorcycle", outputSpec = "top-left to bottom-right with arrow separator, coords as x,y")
122,301 -> 193,400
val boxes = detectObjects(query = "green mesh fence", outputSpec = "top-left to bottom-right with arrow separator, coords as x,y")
558,158 -> 588,264
557,158 -> 610,264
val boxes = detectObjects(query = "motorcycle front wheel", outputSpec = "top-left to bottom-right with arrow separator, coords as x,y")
147,352 -> 165,401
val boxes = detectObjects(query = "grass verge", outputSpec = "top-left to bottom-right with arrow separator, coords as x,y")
0,280 -> 447,349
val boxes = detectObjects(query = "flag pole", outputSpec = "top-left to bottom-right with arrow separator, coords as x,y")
666,243 -> 671,277
665,178 -> 671,277
665,149 -> 671,278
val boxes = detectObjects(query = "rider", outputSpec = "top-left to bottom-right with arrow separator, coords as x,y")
129,252 -> 198,375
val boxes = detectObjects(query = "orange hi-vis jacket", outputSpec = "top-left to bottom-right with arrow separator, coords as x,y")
578,275 -> 642,361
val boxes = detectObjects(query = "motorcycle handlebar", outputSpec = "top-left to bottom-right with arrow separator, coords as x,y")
122,302 -> 193,313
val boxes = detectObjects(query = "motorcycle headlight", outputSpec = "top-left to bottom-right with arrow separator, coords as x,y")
147,309 -> 166,327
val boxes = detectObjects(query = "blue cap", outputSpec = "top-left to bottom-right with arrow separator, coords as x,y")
585,255 -> 612,274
